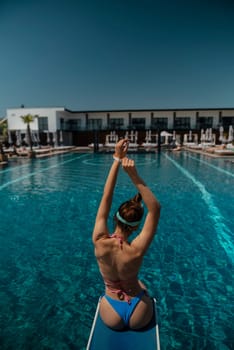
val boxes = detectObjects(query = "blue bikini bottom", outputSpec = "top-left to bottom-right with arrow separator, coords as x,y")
104,290 -> 145,326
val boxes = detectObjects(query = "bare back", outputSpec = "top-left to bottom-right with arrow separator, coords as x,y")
95,236 -> 144,294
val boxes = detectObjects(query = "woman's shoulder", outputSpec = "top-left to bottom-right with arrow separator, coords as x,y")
93,231 -> 110,244
94,235 -> 115,255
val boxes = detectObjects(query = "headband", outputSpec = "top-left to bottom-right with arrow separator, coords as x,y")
116,211 -> 141,227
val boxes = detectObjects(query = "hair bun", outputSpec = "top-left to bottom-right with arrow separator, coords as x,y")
132,193 -> 142,203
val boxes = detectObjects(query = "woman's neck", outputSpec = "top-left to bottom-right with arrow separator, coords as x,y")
113,227 -> 129,241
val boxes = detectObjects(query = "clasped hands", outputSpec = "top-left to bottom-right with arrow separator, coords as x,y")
113,139 -> 137,173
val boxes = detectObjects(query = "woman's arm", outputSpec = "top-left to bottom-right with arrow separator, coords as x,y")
122,158 -> 161,254
92,139 -> 129,243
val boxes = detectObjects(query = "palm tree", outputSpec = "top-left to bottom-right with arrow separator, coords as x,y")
21,114 -> 38,158
0,119 -> 8,163
0,119 -> 8,140
21,114 -> 38,152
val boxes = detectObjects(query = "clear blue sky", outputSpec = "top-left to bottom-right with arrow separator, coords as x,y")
0,0 -> 234,117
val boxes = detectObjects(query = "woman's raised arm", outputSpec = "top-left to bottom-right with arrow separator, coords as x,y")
92,139 -> 129,243
121,157 -> 161,254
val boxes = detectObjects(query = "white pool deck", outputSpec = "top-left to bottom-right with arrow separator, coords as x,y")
1,144 -> 234,166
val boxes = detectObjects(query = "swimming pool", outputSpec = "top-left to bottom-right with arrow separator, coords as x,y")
0,152 -> 233,349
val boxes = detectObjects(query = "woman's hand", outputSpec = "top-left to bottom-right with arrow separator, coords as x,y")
114,139 -> 129,159
121,157 -> 138,178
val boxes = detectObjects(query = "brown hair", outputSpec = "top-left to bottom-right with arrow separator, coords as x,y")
114,193 -> 144,231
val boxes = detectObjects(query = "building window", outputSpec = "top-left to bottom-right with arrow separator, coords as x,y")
68,119 -> 81,130
61,119 -> 81,131
198,117 -> 213,129
87,119 -> 102,130
222,116 -> 234,127
131,118 -> 145,129
109,118 -> 124,129
38,116 -> 48,131
174,117 -> 190,130
60,118 -> 64,129
151,117 -> 168,129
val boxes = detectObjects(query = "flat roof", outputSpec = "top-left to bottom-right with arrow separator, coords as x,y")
65,107 -> 234,114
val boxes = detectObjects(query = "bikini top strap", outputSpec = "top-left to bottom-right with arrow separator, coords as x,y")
111,234 -> 124,249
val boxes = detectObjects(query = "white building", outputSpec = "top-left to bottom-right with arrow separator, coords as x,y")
6,106 -> 234,146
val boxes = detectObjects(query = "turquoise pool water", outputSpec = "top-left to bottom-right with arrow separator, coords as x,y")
0,152 -> 233,349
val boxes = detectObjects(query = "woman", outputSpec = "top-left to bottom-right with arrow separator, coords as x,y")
92,139 -> 161,330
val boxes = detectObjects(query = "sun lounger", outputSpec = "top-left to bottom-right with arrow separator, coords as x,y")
214,149 -> 234,156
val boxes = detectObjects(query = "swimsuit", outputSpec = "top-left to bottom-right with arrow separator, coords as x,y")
104,290 -> 145,326
102,233 -> 145,326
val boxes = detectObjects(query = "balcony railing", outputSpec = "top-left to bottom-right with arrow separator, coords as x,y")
59,123 -> 224,132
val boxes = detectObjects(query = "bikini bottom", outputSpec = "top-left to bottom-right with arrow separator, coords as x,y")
104,290 -> 145,326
